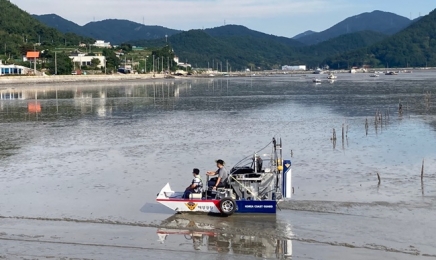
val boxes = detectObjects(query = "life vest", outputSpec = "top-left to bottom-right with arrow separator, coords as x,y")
193,176 -> 203,193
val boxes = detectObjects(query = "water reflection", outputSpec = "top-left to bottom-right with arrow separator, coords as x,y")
0,82 -> 189,121
157,214 -> 293,259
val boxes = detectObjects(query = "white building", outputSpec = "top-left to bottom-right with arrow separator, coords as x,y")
0,60 -> 29,75
282,65 -> 306,71
69,54 -> 106,68
92,40 -> 111,48
174,56 -> 191,68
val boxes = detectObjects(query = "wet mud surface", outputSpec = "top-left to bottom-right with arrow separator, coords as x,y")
1,72 -> 436,259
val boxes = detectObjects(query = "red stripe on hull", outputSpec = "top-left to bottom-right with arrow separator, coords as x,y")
156,199 -> 219,203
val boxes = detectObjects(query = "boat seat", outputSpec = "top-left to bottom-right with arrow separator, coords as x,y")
189,193 -> 202,199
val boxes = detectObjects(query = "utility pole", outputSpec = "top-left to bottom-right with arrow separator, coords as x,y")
144,57 -> 147,73
55,52 -> 57,75
153,54 -> 155,74
161,56 -> 163,73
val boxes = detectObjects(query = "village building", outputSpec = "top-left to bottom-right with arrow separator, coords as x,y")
69,53 -> 106,68
0,60 -> 30,76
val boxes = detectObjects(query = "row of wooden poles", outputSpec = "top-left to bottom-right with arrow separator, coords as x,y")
331,124 -> 348,141
331,94 -> 432,194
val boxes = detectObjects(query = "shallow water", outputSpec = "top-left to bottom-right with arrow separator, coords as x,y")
1,71 -> 436,259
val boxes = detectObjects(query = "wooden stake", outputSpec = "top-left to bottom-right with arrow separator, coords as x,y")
342,124 -> 344,141
377,172 -> 381,185
421,159 -> 424,180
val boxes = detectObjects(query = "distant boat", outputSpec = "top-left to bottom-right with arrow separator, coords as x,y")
327,73 -> 337,79
313,68 -> 324,74
369,74 -> 379,77
385,71 -> 398,75
313,78 -> 322,83
349,69 -> 357,74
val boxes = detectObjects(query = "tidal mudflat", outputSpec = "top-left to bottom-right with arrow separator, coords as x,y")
1,72 -> 435,259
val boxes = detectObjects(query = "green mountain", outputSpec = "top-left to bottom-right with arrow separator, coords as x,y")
0,0 -> 92,59
292,30 -> 317,40
132,29 -> 299,70
82,19 -> 181,44
31,14 -> 90,36
324,9 -> 436,68
295,31 -> 388,66
130,26 -> 387,70
33,15 -> 182,45
296,10 -> 412,45
204,25 -> 304,47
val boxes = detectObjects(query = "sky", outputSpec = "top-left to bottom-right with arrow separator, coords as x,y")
12,0 -> 435,38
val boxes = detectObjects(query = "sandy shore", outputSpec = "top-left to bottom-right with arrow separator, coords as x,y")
0,74 -> 168,85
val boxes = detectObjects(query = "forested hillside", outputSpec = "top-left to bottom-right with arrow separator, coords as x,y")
0,0 -> 92,59
296,10 -> 412,45
324,9 -> 436,68
33,15 -> 182,44
130,28 -> 388,70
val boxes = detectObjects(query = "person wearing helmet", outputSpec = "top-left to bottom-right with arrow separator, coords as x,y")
183,168 -> 203,199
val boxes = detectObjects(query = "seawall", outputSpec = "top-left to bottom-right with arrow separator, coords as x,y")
0,74 -> 166,85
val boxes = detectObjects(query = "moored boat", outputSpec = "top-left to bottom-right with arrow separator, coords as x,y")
327,73 -> 337,79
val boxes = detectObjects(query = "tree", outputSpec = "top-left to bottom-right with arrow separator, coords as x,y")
120,43 -> 132,52
91,58 -> 100,68
46,51 -> 73,75
102,48 -> 119,73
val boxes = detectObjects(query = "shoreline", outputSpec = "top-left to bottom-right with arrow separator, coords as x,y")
1,68 -> 434,87
0,74 -> 168,85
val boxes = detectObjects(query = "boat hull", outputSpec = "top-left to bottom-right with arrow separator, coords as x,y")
156,198 -> 277,214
